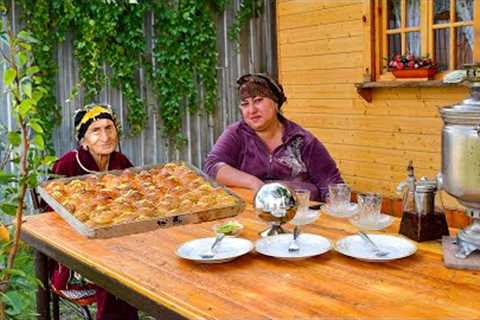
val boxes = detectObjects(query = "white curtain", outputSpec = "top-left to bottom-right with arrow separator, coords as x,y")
406,0 -> 420,27
456,0 -> 473,46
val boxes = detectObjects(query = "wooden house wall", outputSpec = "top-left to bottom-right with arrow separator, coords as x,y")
276,0 -> 469,218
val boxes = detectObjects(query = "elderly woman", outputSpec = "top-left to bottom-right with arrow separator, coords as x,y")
204,73 -> 343,201
50,104 -> 138,320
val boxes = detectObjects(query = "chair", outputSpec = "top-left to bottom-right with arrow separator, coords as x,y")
30,188 -> 96,320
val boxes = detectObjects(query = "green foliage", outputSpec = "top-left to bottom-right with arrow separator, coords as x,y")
16,0 -> 61,153
150,0 -> 219,142
0,10 -> 53,318
228,0 -> 264,41
15,0 -> 262,144
0,242 -> 39,319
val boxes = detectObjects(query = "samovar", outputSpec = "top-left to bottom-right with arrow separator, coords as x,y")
439,63 -> 480,258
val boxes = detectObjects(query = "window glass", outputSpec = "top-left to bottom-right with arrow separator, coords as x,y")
388,33 -> 401,59
406,0 -> 420,27
433,0 -> 450,24
406,32 -> 421,56
456,26 -> 473,68
435,28 -> 450,70
388,0 -> 401,29
456,0 -> 473,22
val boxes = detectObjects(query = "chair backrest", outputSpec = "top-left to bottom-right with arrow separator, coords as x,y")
30,188 -> 48,213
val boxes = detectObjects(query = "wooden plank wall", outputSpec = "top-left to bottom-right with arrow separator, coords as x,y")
276,0 -> 470,222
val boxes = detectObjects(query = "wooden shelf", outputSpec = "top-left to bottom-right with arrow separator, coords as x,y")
355,80 -> 467,102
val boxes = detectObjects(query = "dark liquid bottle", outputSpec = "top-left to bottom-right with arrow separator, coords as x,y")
399,210 -> 449,242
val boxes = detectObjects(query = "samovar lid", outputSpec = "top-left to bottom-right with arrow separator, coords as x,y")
440,64 -> 480,125
415,177 -> 437,193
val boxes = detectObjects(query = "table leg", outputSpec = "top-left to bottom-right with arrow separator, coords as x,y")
34,250 -> 50,320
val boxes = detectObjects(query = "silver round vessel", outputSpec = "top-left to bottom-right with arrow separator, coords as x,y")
253,182 -> 297,236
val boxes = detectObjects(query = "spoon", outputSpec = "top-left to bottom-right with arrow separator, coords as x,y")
200,233 -> 225,259
358,231 -> 389,257
288,226 -> 300,252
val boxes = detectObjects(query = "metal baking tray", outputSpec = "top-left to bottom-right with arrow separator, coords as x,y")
37,162 -> 245,238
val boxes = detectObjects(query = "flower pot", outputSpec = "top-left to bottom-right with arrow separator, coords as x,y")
392,68 -> 437,79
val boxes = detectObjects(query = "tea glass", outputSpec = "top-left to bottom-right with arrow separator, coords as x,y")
289,189 -> 320,252
327,183 -> 352,211
357,192 -> 382,224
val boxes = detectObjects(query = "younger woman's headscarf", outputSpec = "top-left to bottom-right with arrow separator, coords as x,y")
237,73 -> 287,108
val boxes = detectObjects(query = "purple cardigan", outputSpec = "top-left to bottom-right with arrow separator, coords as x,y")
204,117 -> 343,201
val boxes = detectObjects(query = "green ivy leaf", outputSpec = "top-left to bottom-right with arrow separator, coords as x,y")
29,120 -> 43,133
22,80 -> 33,98
17,51 -> 28,66
3,268 -> 27,278
17,99 -> 33,117
26,66 -> 40,76
4,68 -> 16,86
1,290 -> 23,316
0,171 -> 16,183
17,30 -> 38,44
7,132 -> 21,146
27,173 -> 38,187
33,134 -> 45,150
31,88 -> 45,103
42,155 -> 57,165
0,203 -> 17,216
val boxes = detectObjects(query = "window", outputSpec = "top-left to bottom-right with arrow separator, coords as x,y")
374,0 -> 476,79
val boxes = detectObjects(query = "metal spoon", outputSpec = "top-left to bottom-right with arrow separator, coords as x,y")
358,231 -> 389,257
200,233 -> 225,259
288,226 -> 301,252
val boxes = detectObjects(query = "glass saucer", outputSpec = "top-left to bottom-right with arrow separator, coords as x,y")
322,203 -> 360,218
290,208 -> 321,226
349,213 -> 394,231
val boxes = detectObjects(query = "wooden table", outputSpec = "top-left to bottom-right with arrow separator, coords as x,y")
22,188 -> 480,319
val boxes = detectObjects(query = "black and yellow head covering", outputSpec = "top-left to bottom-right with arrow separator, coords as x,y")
74,103 -> 117,141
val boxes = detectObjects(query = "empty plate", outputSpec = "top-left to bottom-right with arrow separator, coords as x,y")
349,213 -> 394,231
255,233 -> 332,260
176,237 -> 253,263
322,203 -> 360,218
335,234 -> 417,262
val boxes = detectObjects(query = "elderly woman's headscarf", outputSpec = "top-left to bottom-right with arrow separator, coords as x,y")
237,73 -> 287,109
74,103 -> 118,141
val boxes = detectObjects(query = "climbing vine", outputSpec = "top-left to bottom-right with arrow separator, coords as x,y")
15,0 -> 263,144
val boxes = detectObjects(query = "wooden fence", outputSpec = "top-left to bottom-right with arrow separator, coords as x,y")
0,0 -> 277,171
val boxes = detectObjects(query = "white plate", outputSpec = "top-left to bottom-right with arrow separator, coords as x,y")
322,203 -> 360,218
176,237 -> 253,263
349,213 -> 394,230
335,234 -> 417,262
255,233 -> 332,260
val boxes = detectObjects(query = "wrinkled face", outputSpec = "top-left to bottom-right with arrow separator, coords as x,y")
239,96 -> 278,131
81,118 -> 118,156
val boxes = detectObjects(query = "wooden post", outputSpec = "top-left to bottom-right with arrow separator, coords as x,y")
34,250 -> 50,320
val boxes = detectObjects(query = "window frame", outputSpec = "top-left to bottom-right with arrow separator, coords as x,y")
367,0 -> 480,81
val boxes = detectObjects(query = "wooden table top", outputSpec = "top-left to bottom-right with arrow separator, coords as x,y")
22,188 -> 480,320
